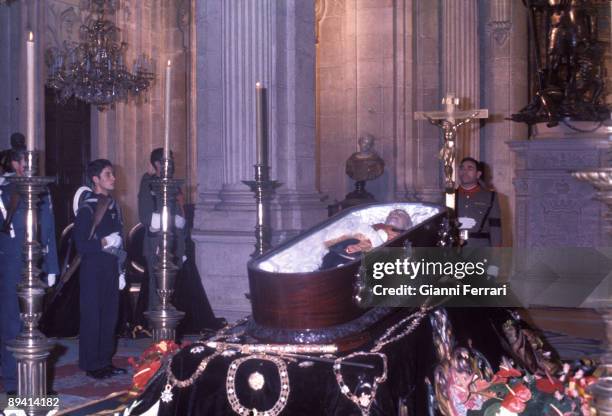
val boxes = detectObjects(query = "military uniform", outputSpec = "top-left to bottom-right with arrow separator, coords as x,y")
0,176 -> 58,391
137,173 -> 185,312
456,184 -> 501,247
74,193 -> 122,372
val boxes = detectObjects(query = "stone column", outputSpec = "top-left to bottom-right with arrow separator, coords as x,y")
481,0 -> 528,246
393,0 -> 416,201
412,0 -> 443,203
194,0 -> 326,322
0,2 -> 20,146
0,0 -> 46,151
441,0 -> 480,161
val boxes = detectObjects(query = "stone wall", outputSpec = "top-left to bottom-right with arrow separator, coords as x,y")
316,0 -> 413,204
193,0 -> 327,321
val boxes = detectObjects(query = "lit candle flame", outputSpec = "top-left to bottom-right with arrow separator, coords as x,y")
28,31 -> 33,42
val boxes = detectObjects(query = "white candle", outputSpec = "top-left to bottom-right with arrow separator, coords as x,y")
163,60 -> 172,159
255,82 -> 268,166
26,31 -> 35,150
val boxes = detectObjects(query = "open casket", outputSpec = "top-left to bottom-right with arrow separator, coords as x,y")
129,203 -> 565,416
247,202 -> 446,345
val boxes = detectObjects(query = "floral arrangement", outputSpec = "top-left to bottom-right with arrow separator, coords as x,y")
466,360 -> 598,416
127,339 -> 181,395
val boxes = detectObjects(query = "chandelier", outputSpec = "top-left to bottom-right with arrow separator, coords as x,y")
46,0 -> 154,110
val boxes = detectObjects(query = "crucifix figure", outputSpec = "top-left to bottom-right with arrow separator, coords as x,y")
415,93 -> 488,210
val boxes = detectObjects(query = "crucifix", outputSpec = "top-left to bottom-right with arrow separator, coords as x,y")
414,93 -> 488,210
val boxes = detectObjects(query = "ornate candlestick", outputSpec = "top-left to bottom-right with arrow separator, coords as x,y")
572,167 -> 612,415
242,164 -> 280,258
6,151 -> 55,415
144,158 -> 185,342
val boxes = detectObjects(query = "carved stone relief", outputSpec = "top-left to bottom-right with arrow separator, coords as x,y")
486,0 -> 512,46
177,0 -> 190,48
510,138 -> 609,248
46,2 -> 83,51
530,151 -> 599,170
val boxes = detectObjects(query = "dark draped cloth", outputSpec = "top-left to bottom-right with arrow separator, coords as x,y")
131,307 -> 548,416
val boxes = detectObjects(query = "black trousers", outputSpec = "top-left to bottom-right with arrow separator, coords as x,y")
79,253 -> 119,371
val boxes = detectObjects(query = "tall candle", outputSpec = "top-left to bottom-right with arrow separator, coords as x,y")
255,82 -> 268,166
26,31 -> 35,150
163,60 -> 172,159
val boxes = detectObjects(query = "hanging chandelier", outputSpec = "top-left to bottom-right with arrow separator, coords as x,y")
46,0 -> 154,110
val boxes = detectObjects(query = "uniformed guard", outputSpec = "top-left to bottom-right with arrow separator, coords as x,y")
456,157 -> 502,247
74,159 -> 126,379
0,144 -> 59,393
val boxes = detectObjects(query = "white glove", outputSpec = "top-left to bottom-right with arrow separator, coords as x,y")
175,215 -> 186,229
47,274 -> 56,287
457,216 -> 476,230
486,265 -> 499,278
103,232 -> 122,249
118,272 -> 126,290
150,212 -> 161,232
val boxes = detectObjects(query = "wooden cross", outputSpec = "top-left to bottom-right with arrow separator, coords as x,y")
414,93 -> 488,210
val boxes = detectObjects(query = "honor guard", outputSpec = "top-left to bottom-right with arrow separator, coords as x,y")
74,159 -> 127,379
456,157 -> 502,247
0,143 -> 59,393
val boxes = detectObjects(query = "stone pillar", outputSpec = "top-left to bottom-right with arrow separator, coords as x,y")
194,0 -> 326,321
0,2 -> 20,147
481,0 -> 528,246
393,0 -> 416,201
0,0 -> 45,151
441,0 -> 480,161
412,0 -> 442,203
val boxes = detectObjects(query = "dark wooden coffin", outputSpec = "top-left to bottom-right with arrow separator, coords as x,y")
247,202 -> 446,343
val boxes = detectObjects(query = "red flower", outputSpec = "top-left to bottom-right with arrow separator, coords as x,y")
497,367 -> 522,378
129,340 -> 180,393
536,377 -> 564,394
512,383 -> 532,402
133,360 -> 161,390
501,394 -> 526,413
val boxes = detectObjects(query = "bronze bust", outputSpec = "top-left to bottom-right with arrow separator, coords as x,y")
345,135 -> 385,182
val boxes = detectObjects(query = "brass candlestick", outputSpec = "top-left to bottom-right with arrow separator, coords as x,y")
6,151 -> 55,416
242,164 -> 280,258
144,157 -> 185,342
572,167 -> 612,415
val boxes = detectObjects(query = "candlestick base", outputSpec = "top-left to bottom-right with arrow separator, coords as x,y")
6,159 -> 55,414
